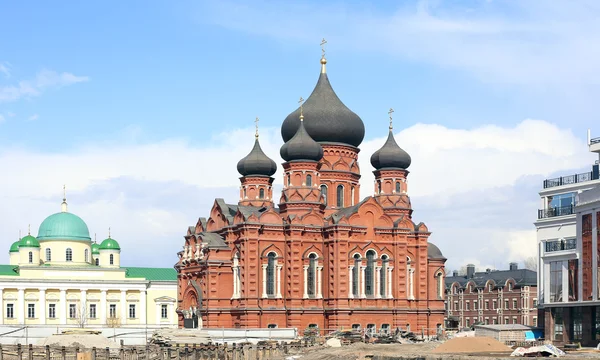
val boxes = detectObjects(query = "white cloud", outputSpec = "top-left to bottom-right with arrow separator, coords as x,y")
197,0 -> 600,86
0,62 -> 10,78
0,114 -> 4,123
0,119 -> 592,268
28,114 -> 38,121
0,69 -> 89,103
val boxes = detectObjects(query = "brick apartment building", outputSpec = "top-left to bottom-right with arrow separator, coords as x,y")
445,263 -> 537,329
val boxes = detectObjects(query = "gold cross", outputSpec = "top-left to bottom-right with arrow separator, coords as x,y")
254,117 -> 259,138
299,96 -> 305,120
320,38 -> 327,58
388,108 -> 394,130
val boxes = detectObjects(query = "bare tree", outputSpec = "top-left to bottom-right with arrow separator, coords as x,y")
524,256 -> 538,271
72,302 -> 90,328
106,315 -> 121,342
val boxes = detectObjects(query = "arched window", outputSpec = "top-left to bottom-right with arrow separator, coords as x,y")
287,174 -> 291,186
95,258 -> 99,266
377,181 -> 382,194
267,252 -> 276,296
436,272 -> 444,300
365,250 -> 375,296
232,253 -> 241,298
84,249 -> 89,263
306,174 -> 312,187
351,186 -> 355,206
28,251 -> 33,264
352,254 -> 361,297
381,255 -> 389,297
46,248 -> 51,262
396,182 -> 401,193
243,188 -> 247,198
320,185 -> 328,206
336,185 -> 344,207
259,188 -> 265,199
407,256 -> 414,299
307,253 -> 317,296
110,254 -> 114,265
66,248 -> 73,262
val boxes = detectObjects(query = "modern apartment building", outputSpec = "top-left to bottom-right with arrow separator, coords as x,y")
536,131 -> 600,346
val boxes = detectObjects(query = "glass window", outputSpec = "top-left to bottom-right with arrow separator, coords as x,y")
485,301 -> 489,310
504,317 -> 509,324
512,299 -> 517,309
320,185 -> 327,206
508,282 -> 513,291
484,318 -> 489,325
351,324 -> 361,330
129,304 -> 136,319
95,258 -> 99,266
28,251 -> 33,264
492,318 -> 497,325
550,261 -> 563,302
46,248 -> 51,261
365,250 -> 375,296
266,252 -> 276,296
552,307 -> 564,341
595,306 -> 600,341
89,304 -> 96,319
6,304 -> 13,318
583,214 -> 593,299
110,254 -> 114,265
161,304 -> 168,319
267,324 -> 277,328
66,248 -> 72,262
493,300 -> 497,309
512,317 -> 517,324
473,301 -> 478,310
465,318 -> 470,327
27,304 -> 35,319
550,193 -> 575,208
48,304 -> 56,319
377,181 -> 382,194
307,253 -> 317,296
380,256 -> 388,297
109,304 -> 117,318
533,317 -> 537,327
353,254 -> 360,296
395,182 -> 401,193
533,299 -> 538,307
336,185 -> 344,207
259,188 -> 265,199
572,307 -> 582,342
287,174 -> 291,186
69,304 -> 77,318
504,299 -> 509,309
306,175 -> 312,187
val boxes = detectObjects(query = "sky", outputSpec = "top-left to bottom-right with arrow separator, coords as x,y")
0,0 -> 599,272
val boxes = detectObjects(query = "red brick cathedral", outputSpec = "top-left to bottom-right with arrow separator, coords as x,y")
176,52 -> 447,334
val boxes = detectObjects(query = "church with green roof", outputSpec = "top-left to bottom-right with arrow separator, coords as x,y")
1,192 -> 177,328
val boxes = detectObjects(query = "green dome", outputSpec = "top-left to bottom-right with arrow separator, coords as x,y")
92,243 -> 100,255
37,212 -> 91,241
9,241 -> 20,253
100,238 -> 120,250
20,235 -> 40,248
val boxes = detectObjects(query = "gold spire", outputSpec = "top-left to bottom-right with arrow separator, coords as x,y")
320,38 -> 328,73
388,108 -> 395,131
61,184 -> 68,212
298,96 -> 305,121
254,117 -> 260,139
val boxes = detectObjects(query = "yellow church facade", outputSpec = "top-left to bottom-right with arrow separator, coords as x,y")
1,194 -> 177,328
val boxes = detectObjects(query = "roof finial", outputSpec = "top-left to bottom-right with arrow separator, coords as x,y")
61,184 -> 68,212
108,227 -> 111,239
19,229 -> 21,240
28,224 -> 31,236
388,108 -> 394,131
254,117 -> 260,139
94,233 -> 97,243
298,96 -> 305,121
320,38 -> 328,73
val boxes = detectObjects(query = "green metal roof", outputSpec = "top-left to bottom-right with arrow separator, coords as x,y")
0,265 -> 20,276
20,235 -> 40,248
37,212 -> 91,241
9,241 -> 20,253
99,238 -> 120,250
91,243 -> 100,254
124,267 -> 177,281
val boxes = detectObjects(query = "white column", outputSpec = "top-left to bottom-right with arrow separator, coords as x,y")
0,288 -> 3,325
348,266 -> 354,298
388,267 -> 394,298
276,265 -> 282,298
375,266 -> 382,299
317,266 -> 323,299
120,290 -> 127,324
140,290 -> 146,325
59,289 -> 67,324
156,303 -> 161,325
169,303 -> 176,325
261,264 -> 268,298
360,265 -> 366,298
39,289 -> 46,325
17,288 -> 25,324
100,290 -> 107,325
303,265 -> 309,298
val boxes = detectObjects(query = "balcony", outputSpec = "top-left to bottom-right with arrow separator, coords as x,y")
545,239 -> 577,253
543,172 -> 594,189
538,205 -> 574,219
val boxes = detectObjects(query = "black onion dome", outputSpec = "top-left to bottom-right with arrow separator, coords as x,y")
280,119 -> 323,162
281,72 -> 365,147
237,138 -> 277,177
428,242 -> 447,260
370,130 -> 412,170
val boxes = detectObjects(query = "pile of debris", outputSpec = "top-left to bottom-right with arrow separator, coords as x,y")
149,329 -> 211,347
326,330 -> 362,345
39,329 -> 119,350
432,336 -> 511,354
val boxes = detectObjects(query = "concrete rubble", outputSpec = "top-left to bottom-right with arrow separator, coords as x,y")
149,329 -> 211,347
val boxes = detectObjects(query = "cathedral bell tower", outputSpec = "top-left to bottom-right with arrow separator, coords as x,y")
370,109 -> 413,220
236,118 -> 277,207
278,98 -> 325,217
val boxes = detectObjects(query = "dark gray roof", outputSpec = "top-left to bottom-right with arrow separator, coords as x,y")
280,119 -> 323,162
427,242 -> 446,260
214,199 -> 279,224
370,130 -> 411,170
281,68 -> 365,147
445,268 -> 537,289
329,197 -> 370,224
237,138 -> 277,177
198,232 -> 228,249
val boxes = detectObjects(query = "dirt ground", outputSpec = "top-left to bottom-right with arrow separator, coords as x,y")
276,341 -> 600,360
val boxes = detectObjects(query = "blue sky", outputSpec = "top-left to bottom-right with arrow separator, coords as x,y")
0,0 -> 599,271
